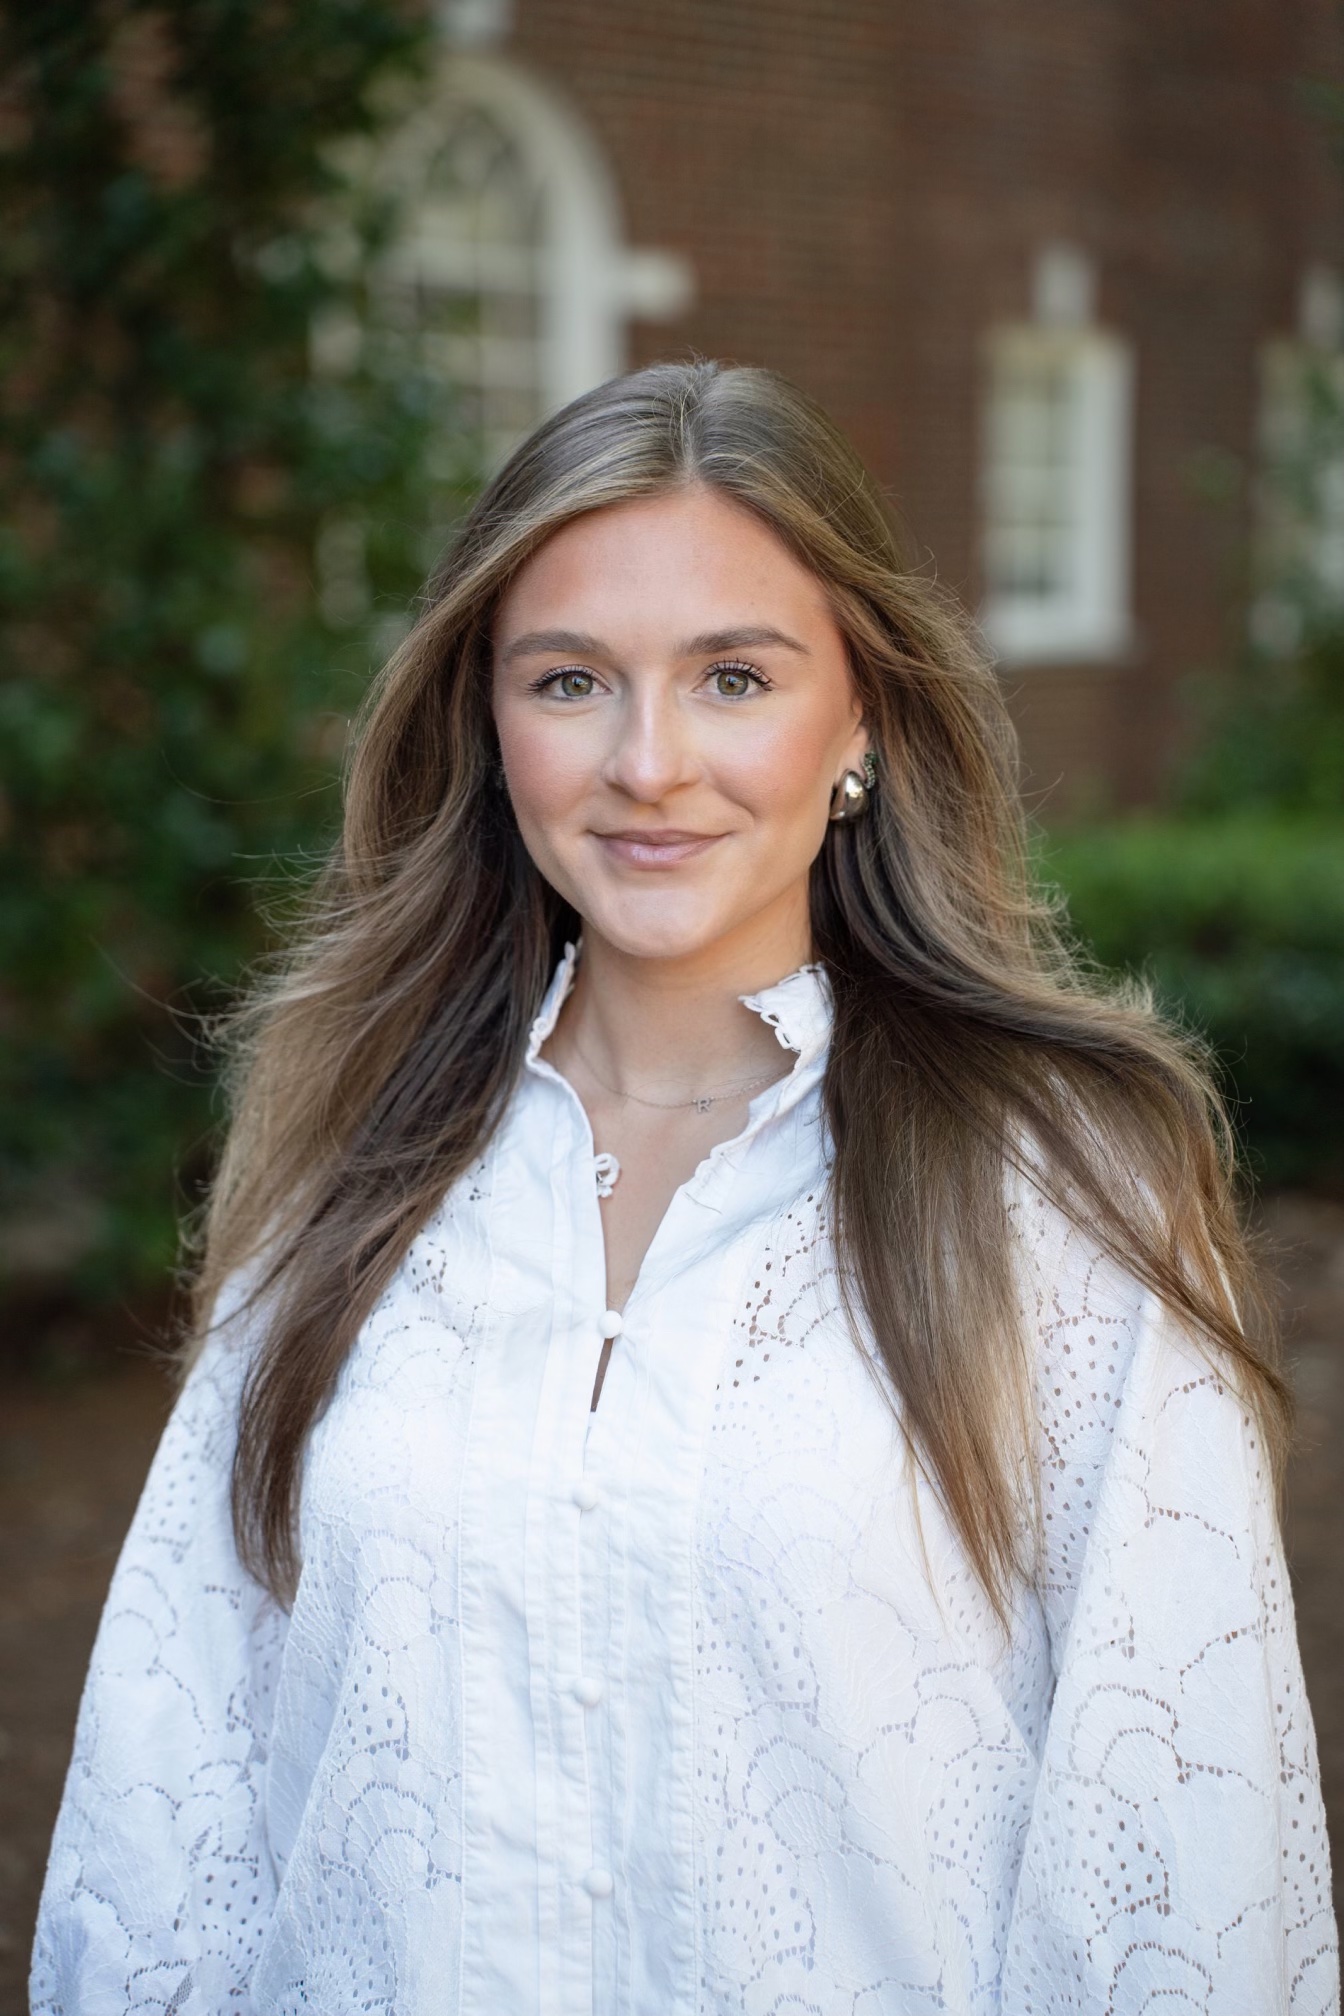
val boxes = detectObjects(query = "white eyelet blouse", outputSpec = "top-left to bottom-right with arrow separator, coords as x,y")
32,945 -> 1338,2015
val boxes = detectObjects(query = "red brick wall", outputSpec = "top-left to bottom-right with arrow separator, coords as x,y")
508,0 -> 1344,813
511,2 -> 906,466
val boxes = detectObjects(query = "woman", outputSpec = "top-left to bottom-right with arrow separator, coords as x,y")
33,361 -> 1336,2014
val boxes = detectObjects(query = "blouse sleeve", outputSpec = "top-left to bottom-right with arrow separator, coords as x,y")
30,1277 -> 288,2016
1002,1182 -> 1338,2014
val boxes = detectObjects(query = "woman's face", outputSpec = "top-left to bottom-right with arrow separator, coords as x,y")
490,484 -> 868,967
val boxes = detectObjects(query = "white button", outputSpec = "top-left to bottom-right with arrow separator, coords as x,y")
582,1868 -> 614,1899
571,1479 -> 600,1513
572,1674 -> 604,1708
601,1309 -> 623,1339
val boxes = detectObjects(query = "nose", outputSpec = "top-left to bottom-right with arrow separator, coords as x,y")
603,684 -> 699,803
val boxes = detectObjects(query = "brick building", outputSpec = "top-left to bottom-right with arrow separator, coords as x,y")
360,0 -> 1344,812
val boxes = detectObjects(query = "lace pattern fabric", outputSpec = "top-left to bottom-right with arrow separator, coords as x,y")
31,954 -> 1338,2015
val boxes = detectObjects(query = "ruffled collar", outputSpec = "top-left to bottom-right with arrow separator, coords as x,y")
525,939 -> 833,1068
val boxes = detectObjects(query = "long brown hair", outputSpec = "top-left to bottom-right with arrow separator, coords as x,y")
192,358 -> 1287,1609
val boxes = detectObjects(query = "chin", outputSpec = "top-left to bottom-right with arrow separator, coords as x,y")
580,900 -> 734,963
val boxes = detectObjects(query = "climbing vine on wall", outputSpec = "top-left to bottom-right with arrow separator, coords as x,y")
0,1 -> 466,1302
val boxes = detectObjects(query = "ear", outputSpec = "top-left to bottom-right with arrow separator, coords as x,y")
840,707 -> 871,774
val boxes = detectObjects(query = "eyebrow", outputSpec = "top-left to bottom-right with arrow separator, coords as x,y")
498,624 -> 811,667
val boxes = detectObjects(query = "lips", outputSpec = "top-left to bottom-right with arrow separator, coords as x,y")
594,829 -> 724,867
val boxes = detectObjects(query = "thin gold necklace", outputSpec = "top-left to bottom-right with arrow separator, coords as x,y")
565,1034 -> 787,1115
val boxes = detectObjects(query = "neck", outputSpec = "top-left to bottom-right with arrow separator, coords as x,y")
550,905 -> 812,1102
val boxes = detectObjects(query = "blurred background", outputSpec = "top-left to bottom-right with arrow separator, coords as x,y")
2,0 -> 1342,1997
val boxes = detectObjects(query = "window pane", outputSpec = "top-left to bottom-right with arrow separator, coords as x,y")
983,346 -> 1077,600
380,100 -> 548,468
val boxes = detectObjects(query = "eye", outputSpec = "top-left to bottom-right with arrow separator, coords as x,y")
534,666 -> 598,699
707,659 -> 771,698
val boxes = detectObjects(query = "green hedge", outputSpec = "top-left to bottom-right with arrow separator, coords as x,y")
1045,817 -> 1344,1191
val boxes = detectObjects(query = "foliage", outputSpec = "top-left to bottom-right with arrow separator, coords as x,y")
0,1 -> 462,1300
1051,505 -> 1344,1196
1179,623 -> 1344,818
1179,335 -> 1344,819
1046,817 -> 1344,1192
1050,97 -> 1344,1195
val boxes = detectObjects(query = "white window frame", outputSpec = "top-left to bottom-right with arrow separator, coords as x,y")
337,51 -> 692,459
979,322 -> 1134,666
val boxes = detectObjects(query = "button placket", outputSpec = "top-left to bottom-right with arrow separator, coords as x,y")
535,1102 -> 618,1991
481,950 -> 836,2005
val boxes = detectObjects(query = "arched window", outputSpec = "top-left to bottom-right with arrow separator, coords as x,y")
368,52 -> 693,469
380,97 -> 545,470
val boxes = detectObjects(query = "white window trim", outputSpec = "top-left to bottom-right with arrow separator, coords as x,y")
979,324 -> 1135,667
381,52 -> 691,421
331,52 -> 693,443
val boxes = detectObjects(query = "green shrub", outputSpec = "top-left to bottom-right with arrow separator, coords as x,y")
1045,817 -> 1344,1191
0,2 -> 461,1303
1181,612 -> 1344,819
